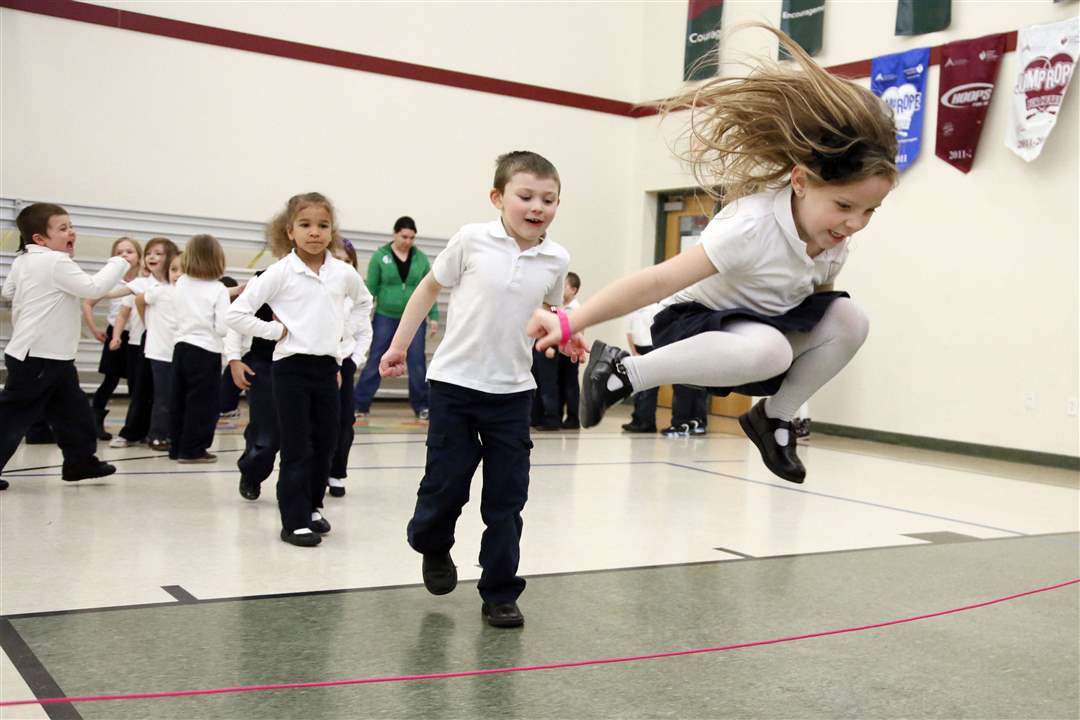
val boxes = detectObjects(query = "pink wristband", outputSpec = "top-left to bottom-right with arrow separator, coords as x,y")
554,308 -> 572,347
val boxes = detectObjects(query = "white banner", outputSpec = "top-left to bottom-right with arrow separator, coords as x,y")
1005,16 -> 1080,161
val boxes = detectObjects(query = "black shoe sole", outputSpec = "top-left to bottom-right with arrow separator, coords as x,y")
280,529 -> 321,547
328,487 -> 346,497
62,464 -> 117,482
738,413 -> 805,484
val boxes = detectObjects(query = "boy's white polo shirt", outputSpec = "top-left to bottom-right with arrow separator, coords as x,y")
668,185 -> 849,317
427,220 -> 569,394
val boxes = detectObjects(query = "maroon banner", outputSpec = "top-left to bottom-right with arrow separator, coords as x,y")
935,33 -> 1006,173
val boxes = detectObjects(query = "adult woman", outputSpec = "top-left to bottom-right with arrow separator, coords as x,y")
353,216 -> 438,419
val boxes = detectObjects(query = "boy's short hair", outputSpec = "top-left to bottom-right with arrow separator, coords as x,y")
493,151 -> 560,193
566,271 -> 581,291
16,203 -> 68,252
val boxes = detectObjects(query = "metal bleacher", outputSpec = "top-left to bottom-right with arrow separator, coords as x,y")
0,198 -> 449,397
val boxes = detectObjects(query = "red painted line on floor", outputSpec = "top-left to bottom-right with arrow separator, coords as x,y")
2,578 -> 1076,708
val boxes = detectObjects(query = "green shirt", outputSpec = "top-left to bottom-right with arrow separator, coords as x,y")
365,244 -> 439,321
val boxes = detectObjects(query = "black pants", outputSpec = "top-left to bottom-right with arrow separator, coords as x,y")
672,385 -> 708,427
273,354 -> 338,532
91,324 -> 127,414
529,348 -> 560,427
169,342 -> 221,459
557,354 -> 580,423
330,357 -> 357,479
407,381 -> 533,605
148,360 -> 172,442
237,355 -> 279,485
630,344 -> 658,426
118,343 -> 153,442
0,354 -> 97,472
219,366 -> 242,413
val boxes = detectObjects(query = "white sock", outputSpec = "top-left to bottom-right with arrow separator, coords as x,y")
773,428 -> 790,446
606,375 -> 624,392
311,511 -> 323,522
293,527 -> 313,535
328,477 -> 345,488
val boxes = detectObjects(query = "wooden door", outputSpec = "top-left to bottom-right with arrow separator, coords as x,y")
658,192 -> 751,418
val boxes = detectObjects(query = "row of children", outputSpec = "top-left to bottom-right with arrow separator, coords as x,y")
2,26 -> 900,628
530,271 -> 581,430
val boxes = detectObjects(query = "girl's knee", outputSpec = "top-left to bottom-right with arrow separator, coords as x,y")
831,299 -> 870,346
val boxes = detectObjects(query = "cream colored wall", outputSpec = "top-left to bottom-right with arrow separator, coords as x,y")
632,1 -> 1080,456
3,2 -> 1077,456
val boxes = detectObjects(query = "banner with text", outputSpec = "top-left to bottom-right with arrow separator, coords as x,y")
871,47 -> 931,171
1005,16 -> 1080,161
779,0 -> 825,59
895,0 -> 951,36
684,0 -> 724,81
935,33 -> 1006,173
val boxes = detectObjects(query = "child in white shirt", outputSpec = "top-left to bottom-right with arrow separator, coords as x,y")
168,235 -> 230,463
141,251 -> 183,451
0,203 -> 129,489
226,193 -> 372,547
380,152 -> 586,628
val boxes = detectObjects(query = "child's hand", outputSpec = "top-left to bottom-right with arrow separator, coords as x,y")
527,308 -> 563,353
560,332 -> 589,363
229,360 -> 254,391
108,336 -> 122,351
92,328 -> 107,343
379,348 -> 407,377
278,325 -> 289,341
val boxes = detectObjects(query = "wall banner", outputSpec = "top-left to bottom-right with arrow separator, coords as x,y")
871,47 -> 931,171
935,33 -> 1006,173
895,0 -> 951,36
1005,16 -> 1080,161
684,0 -> 724,81
779,0 -> 825,59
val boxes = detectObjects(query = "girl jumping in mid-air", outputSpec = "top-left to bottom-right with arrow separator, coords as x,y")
530,26 -> 897,485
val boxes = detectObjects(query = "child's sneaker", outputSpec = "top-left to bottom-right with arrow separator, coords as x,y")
108,436 -> 131,448
660,423 -> 690,437
417,408 -> 430,421
147,438 -> 170,452
219,409 -> 241,419
688,419 -> 708,435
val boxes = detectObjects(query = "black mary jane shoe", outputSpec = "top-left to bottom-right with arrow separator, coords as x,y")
738,400 -> 806,484
280,528 -> 321,547
309,514 -> 332,535
482,602 -> 524,628
580,341 -> 632,428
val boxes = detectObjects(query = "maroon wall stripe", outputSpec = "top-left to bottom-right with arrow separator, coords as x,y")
3,0 -> 1020,116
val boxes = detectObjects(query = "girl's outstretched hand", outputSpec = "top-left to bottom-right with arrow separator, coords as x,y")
380,347 -> 407,377
561,333 -> 589,364
527,308 -> 563,353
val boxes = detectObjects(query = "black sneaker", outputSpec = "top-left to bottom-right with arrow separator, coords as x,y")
738,400 -> 806,484
239,477 -> 260,501
61,457 -> 117,482
280,528 -> 321,547
660,423 -> 690,437
580,340 -> 632,428
688,419 -> 708,435
422,551 -> 457,595
621,421 -> 657,433
482,602 -> 524,628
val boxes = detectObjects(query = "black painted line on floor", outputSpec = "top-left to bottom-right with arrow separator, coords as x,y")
5,532 -> 1075,623
161,585 -> 199,604
0,618 -> 82,720
666,461 -> 1028,536
714,546 -> 756,558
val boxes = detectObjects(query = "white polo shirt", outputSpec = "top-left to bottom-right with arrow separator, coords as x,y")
142,282 -> 180,362
627,303 -> 662,347
1,246 -> 129,361
339,294 -> 374,368
173,275 -> 231,353
225,250 -> 372,363
667,186 -> 849,316
427,220 -> 569,394
121,276 -> 153,344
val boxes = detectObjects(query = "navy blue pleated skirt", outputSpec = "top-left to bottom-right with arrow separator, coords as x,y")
649,291 -> 850,398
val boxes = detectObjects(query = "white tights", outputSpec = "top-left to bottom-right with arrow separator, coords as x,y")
622,298 -> 869,421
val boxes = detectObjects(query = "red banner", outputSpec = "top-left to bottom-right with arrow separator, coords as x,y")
935,34 -> 1006,173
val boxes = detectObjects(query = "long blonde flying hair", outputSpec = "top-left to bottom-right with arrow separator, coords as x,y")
664,24 -> 898,203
